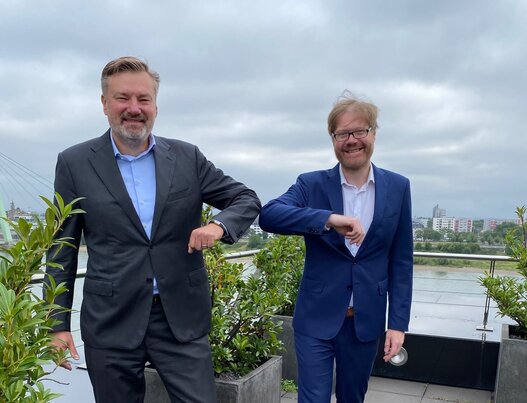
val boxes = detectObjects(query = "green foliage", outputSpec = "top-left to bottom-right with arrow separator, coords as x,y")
247,233 -> 266,250
254,235 -> 305,316
281,379 -> 297,393
202,207 -> 283,377
435,242 -> 481,254
414,228 -> 442,241
480,206 -> 527,335
0,193 -> 84,402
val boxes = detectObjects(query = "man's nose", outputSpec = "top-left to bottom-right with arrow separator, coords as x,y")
126,98 -> 142,114
344,134 -> 358,144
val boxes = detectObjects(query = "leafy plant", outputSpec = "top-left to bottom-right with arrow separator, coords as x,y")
254,235 -> 305,316
480,206 -> 527,337
0,194 -> 83,402
281,379 -> 297,393
202,207 -> 283,377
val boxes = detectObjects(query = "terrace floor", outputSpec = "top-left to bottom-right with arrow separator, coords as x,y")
281,376 -> 493,402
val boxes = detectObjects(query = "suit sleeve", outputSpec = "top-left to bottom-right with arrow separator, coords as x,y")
195,146 -> 261,243
387,179 -> 413,332
259,175 -> 333,236
44,152 -> 84,332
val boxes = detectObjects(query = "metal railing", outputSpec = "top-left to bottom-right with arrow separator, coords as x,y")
31,250 -> 516,333
413,252 -> 515,332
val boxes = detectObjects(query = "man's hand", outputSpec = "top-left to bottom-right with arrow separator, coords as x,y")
326,214 -> 365,245
383,329 -> 405,362
188,222 -> 224,253
50,331 -> 80,370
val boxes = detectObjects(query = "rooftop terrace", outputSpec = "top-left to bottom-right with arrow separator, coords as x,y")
40,252 -> 514,402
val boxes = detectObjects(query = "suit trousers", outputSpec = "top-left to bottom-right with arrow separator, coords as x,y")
84,298 -> 217,403
295,317 -> 379,403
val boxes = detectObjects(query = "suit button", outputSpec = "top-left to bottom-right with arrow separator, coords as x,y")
347,285 -> 352,290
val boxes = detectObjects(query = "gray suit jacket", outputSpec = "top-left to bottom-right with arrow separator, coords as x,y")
46,131 -> 260,349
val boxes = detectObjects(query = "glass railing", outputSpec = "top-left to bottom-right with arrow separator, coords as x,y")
31,250 -> 516,334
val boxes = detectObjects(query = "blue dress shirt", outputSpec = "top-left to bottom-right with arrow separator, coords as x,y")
110,132 -> 159,294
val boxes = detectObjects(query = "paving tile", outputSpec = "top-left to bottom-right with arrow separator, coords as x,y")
368,376 -> 427,396
421,398 -> 492,403
365,389 -> 421,403
424,383 -> 493,403
280,391 -> 337,402
280,392 -> 297,402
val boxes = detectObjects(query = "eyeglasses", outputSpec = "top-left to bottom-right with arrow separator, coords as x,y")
331,127 -> 372,142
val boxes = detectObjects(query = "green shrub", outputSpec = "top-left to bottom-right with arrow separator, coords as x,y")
0,194 -> 83,402
203,207 -> 283,377
281,379 -> 297,393
480,206 -> 527,336
254,235 -> 305,316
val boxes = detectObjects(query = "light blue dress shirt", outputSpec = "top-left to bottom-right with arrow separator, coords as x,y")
110,132 -> 159,294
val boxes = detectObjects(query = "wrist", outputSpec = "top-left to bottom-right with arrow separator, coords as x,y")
209,219 -> 226,236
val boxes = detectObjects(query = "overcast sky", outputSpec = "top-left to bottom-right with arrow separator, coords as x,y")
1,0 -> 525,219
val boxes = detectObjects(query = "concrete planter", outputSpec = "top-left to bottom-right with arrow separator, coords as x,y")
215,355 -> 282,403
144,355 -> 282,403
273,314 -> 335,392
273,314 -> 297,381
494,324 -> 527,403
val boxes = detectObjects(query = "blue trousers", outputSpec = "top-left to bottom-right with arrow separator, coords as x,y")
295,317 -> 379,403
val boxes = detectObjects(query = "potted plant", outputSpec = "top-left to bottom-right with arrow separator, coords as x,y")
254,235 -> 305,383
145,207 -> 284,403
480,205 -> 527,403
0,194 -> 83,402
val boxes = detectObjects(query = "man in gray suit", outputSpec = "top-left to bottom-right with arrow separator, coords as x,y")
45,56 -> 260,403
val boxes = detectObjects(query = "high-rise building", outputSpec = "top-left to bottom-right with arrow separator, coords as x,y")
433,204 -> 446,218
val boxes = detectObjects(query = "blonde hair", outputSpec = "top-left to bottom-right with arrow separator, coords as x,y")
327,91 -> 378,135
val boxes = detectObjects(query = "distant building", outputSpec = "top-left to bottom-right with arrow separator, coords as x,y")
415,217 -> 430,228
412,219 -> 426,240
250,223 -> 264,235
412,219 -> 425,230
432,204 -> 446,218
432,217 -> 473,233
432,217 -> 455,232
482,218 -> 519,232
454,218 -> 473,233
6,201 -> 34,222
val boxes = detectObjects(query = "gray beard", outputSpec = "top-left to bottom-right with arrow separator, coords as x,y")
112,124 -> 151,149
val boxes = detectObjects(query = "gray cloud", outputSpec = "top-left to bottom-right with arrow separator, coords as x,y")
1,0 -> 525,218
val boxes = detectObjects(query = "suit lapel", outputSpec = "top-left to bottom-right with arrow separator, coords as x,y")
326,165 -> 344,214
325,165 -> 354,258
358,164 -> 387,252
150,138 -> 177,239
88,131 -> 148,238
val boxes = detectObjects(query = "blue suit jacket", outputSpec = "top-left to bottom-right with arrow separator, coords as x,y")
259,164 -> 413,342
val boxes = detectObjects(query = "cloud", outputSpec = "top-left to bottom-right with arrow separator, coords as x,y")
0,0 -> 525,218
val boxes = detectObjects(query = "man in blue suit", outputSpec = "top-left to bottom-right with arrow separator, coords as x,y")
259,93 -> 413,403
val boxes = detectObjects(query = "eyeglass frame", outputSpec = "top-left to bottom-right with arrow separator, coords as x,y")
331,127 -> 373,142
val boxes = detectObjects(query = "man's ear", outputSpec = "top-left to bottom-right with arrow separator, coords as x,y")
101,94 -> 108,116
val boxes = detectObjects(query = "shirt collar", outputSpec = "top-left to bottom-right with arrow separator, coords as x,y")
339,163 -> 375,189
110,130 -> 156,160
